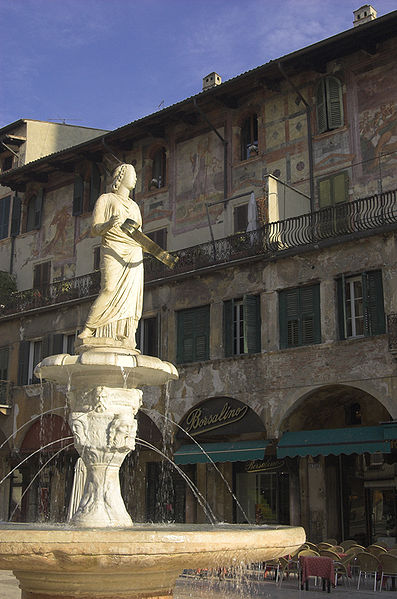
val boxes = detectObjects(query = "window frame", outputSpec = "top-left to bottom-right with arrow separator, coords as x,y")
177,305 -> 210,364
136,315 -> 159,357
26,190 -> 44,232
240,114 -> 259,161
149,147 -> 167,190
224,295 -> 261,357
316,76 -> 344,134
0,195 -> 11,240
33,261 -> 51,292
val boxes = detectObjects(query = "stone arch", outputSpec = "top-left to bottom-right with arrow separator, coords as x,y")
20,414 -> 73,453
275,383 -> 392,435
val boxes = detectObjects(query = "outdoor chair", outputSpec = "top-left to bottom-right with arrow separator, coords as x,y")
320,549 -> 342,560
340,540 -> 357,551
367,544 -> 388,557
388,548 -> 397,556
263,558 -> 280,581
325,538 -> 338,546
318,542 -> 334,550
379,554 -> 397,591
299,549 -> 320,557
304,541 -> 319,551
356,552 -> 381,591
278,555 -> 300,587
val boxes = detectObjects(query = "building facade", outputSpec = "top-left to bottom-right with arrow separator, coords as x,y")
0,8 -> 397,544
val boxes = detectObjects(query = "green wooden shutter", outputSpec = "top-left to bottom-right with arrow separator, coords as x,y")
319,178 -> 331,209
194,306 -> 209,361
177,306 -> 209,363
73,174 -> 84,216
89,163 -> 101,211
333,172 -> 348,204
223,300 -> 233,357
363,270 -> 386,336
0,196 -> 10,239
18,341 -> 30,385
326,76 -> 344,130
301,285 -> 321,345
243,294 -> 261,354
10,194 -> 21,237
177,310 -> 194,363
0,348 -> 9,381
336,278 -> 346,340
316,80 -> 327,134
280,289 -> 299,349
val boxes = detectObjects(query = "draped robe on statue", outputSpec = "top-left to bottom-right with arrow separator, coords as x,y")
85,192 -> 143,340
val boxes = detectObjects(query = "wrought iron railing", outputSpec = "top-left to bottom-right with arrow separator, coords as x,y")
387,314 -> 397,354
1,189 -> 396,317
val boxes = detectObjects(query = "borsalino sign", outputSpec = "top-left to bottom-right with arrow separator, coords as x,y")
184,402 -> 249,436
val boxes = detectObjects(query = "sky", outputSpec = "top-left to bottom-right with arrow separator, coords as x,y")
1,0 -> 397,132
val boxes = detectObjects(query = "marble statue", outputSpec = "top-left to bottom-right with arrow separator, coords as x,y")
78,163 -> 143,345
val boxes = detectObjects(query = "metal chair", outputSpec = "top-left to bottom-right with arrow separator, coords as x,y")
325,538 -> 338,546
356,552 -> 380,591
379,554 -> 397,591
367,544 -> 388,557
278,555 -> 300,587
318,542 -> 333,550
340,539 -> 357,551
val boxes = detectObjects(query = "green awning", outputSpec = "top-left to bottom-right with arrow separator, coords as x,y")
174,440 -> 269,465
277,426 -> 391,458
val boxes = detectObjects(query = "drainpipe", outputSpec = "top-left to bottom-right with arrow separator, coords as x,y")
277,62 -> 315,212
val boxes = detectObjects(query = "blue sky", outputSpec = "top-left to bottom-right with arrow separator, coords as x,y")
1,0 -> 396,131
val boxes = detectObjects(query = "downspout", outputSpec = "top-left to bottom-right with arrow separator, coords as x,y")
193,98 -> 229,258
277,62 -> 315,212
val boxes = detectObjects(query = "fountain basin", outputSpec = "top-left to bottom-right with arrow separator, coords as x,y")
0,523 -> 305,598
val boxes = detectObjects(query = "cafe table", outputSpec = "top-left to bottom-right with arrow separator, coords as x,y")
300,555 -> 335,592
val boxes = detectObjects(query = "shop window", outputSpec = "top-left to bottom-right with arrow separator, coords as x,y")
279,284 -> 321,349
0,196 -> 10,240
177,305 -> 210,364
147,227 -> 167,249
337,270 -> 385,339
136,316 -> 159,357
93,246 -> 101,271
241,114 -> 258,160
149,148 -> 166,190
26,190 -> 43,232
233,204 -> 248,233
224,295 -> 261,356
0,347 -> 9,403
316,76 -> 344,134
318,171 -> 349,208
33,261 -> 51,293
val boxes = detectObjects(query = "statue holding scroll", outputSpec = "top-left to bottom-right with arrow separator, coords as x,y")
78,163 -> 177,348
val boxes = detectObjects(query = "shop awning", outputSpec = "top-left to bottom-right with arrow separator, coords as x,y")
277,426 -> 391,458
174,440 -> 269,465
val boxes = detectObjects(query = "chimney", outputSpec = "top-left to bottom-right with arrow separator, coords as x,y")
353,4 -> 377,26
202,72 -> 222,91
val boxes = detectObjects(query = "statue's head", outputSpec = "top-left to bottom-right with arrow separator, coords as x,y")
111,163 -> 137,193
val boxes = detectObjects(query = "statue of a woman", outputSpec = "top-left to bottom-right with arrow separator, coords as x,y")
78,163 -> 143,345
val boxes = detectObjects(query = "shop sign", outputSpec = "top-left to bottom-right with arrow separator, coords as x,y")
245,458 -> 286,473
184,402 -> 248,436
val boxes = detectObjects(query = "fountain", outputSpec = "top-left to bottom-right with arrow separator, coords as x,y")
0,164 -> 305,598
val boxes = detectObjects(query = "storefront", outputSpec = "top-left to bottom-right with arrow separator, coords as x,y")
277,424 -> 397,545
174,396 -> 290,525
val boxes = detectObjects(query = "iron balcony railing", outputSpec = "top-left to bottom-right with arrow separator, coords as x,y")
1,189 -> 396,317
387,313 -> 397,354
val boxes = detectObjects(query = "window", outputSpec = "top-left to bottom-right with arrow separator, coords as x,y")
2,155 -> 13,172
147,228 -> 167,249
18,334 -> 67,385
241,114 -> 258,160
318,172 -> 349,208
0,347 -> 9,403
26,190 -> 43,231
72,173 -> 84,216
89,163 -> 101,211
33,261 -> 51,292
224,295 -> 261,356
136,316 -> 159,356
149,148 -> 166,190
0,196 -> 10,240
233,204 -> 248,233
93,246 -> 101,271
279,284 -> 321,349
177,305 -> 210,363
337,271 -> 385,339
63,333 -> 75,355
316,76 -> 344,134
345,403 -> 362,426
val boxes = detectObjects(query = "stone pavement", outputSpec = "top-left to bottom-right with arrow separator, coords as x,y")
1,570 -> 397,598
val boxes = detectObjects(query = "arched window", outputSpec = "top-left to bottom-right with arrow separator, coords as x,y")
241,114 -> 258,160
26,191 -> 43,232
149,147 -> 166,190
316,76 -> 344,134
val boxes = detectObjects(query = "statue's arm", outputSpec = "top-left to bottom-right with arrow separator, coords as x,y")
91,196 -> 122,237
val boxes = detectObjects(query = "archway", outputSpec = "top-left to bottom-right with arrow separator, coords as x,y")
277,385 -> 395,546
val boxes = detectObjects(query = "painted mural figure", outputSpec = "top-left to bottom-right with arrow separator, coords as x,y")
78,163 -> 143,344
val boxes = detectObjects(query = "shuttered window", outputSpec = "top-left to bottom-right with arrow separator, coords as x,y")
316,77 -> 344,134
177,305 -> 210,363
150,148 -> 166,190
0,196 -> 10,239
73,174 -> 84,216
0,347 -> 9,403
89,163 -> 101,211
136,316 -> 159,357
10,194 -> 21,237
26,189 -> 44,232
337,270 -> 385,339
318,172 -> 349,208
147,228 -> 167,249
224,295 -> 261,356
241,114 -> 258,160
33,261 -> 51,292
279,284 -> 321,348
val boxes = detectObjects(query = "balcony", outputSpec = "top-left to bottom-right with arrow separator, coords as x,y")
1,189 -> 396,318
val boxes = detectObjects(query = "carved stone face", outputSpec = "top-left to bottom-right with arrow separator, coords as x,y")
122,164 -> 137,191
